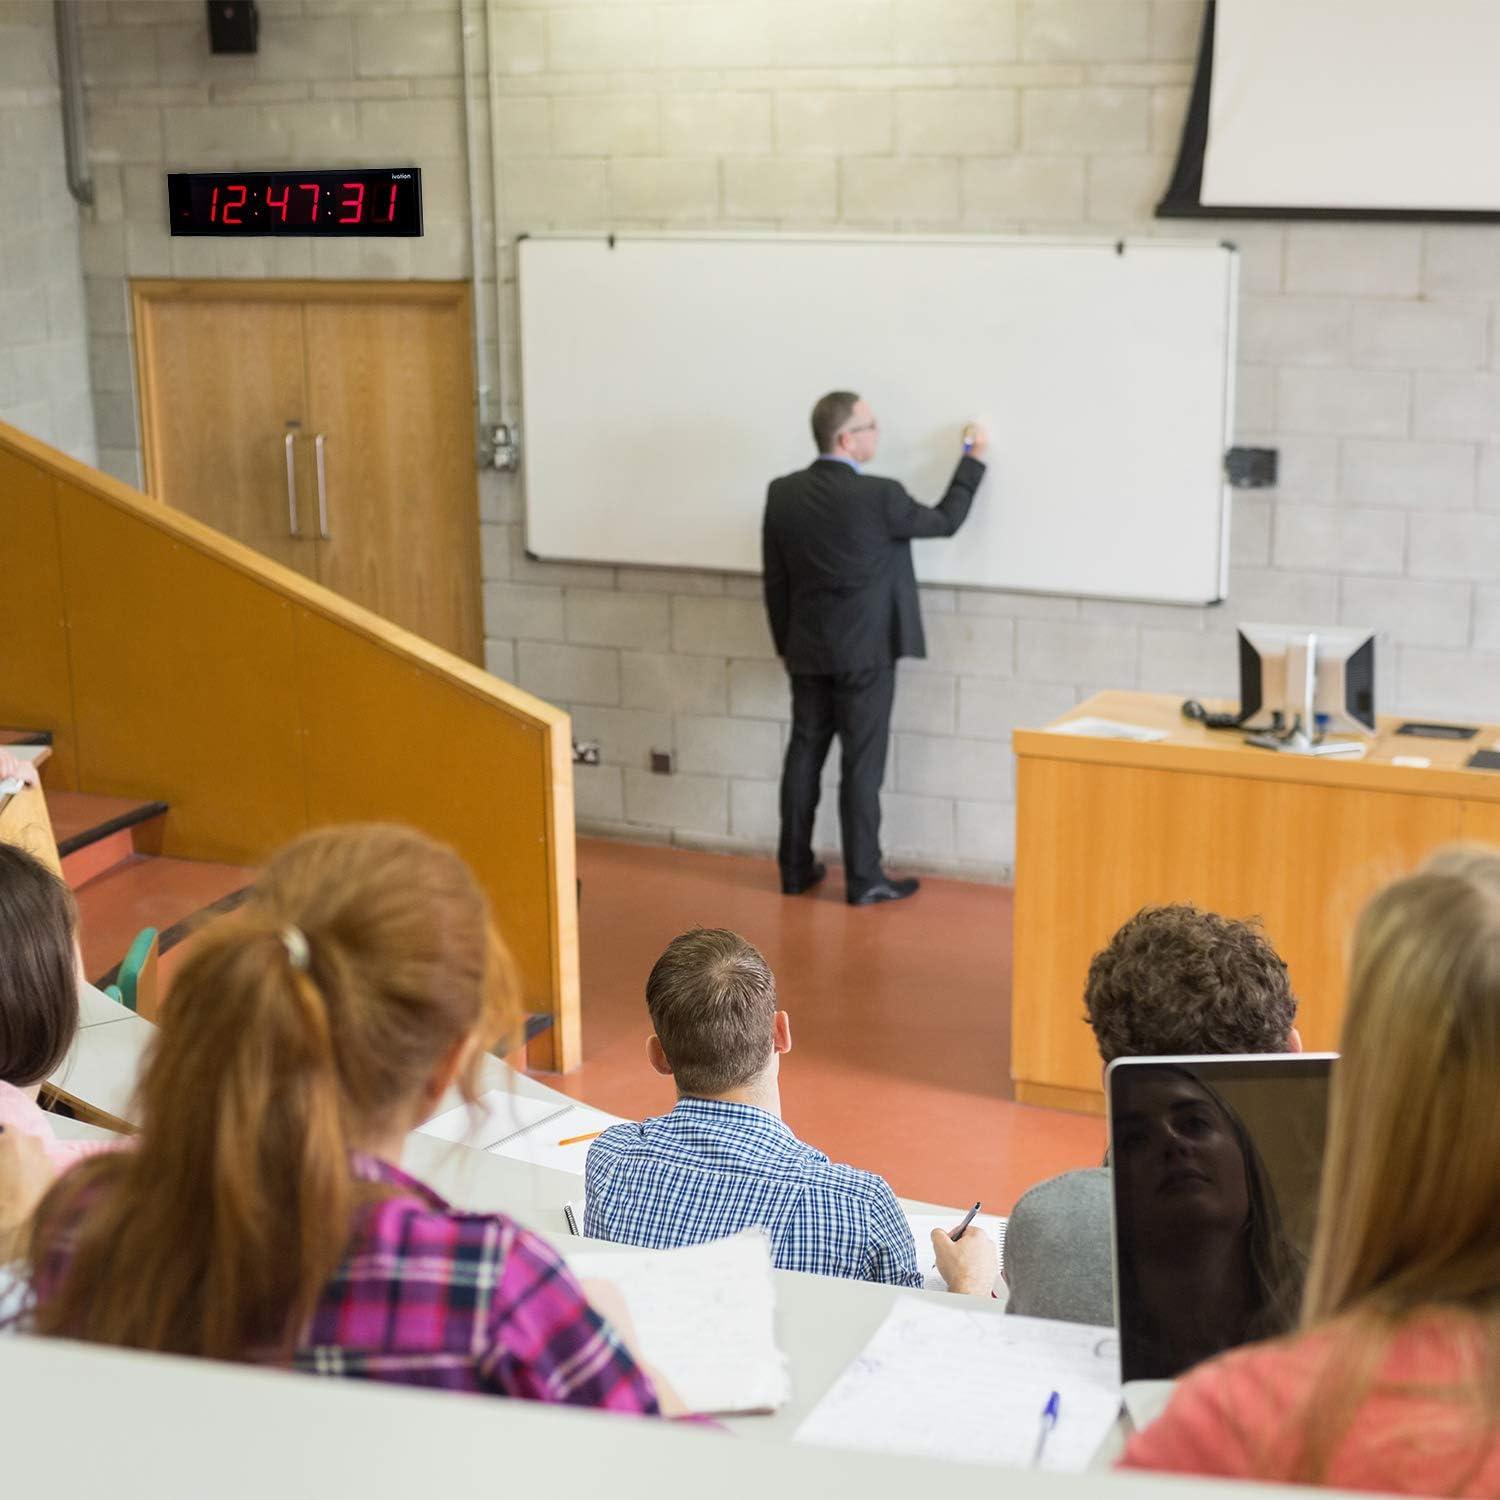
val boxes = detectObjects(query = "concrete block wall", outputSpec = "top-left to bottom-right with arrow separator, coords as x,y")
73,0 -> 485,489
47,0 -> 1500,882
480,0 -> 1500,879
0,1 -> 96,462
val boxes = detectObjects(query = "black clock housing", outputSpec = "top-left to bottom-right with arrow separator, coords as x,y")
167,168 -> 423,237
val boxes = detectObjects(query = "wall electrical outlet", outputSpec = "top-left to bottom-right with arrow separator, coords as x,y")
573,740 -> 600,766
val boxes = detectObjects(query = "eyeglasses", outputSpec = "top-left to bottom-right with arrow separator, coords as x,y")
844,421 -> 878,435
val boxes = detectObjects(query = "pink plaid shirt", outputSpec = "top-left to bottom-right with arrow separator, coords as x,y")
29,1154 -> 660,1415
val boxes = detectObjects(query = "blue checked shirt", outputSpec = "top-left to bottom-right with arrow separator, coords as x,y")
583,1097 -> 922,1287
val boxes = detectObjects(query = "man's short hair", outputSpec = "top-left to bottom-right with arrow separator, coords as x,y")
1083,905 -> 1297,1063
645,928 -> 777,1096
811,391 -> 860,454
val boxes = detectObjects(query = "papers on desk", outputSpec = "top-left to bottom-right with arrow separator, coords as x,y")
416,1088 -> 627,1172
796,1300 -> 1120,1473
904,1211 -> 1008,1294
565,1230 -> 791,1417
1048,717 -> 1168,743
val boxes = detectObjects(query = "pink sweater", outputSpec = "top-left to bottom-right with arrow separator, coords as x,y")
0,1080 -> 109,1169
1121,1311 -> 1500,1495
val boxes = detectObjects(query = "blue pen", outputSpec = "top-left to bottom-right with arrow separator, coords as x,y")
1031,1390 -> 1061,1467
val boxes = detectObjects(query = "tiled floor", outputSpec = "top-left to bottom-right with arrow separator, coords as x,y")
533,838 -> 1106,1212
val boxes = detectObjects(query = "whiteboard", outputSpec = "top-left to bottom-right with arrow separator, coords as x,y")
518,235 -> 1237,605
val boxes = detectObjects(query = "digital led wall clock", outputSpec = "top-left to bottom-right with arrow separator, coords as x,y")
167,168 -> 422,236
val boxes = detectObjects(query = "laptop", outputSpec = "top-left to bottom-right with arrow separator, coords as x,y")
1107,1053 -> 1336,1385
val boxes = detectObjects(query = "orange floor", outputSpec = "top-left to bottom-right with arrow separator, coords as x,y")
534,838 -> 1105,1213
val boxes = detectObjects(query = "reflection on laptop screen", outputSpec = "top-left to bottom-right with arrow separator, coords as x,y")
1108,1054 -> 1335,1384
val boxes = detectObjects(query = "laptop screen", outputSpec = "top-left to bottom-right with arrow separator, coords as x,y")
1107,1054 -> 1335,1383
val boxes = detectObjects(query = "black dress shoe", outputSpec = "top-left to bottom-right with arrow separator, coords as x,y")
781,862 -> 827,896
847,876 -> 920,907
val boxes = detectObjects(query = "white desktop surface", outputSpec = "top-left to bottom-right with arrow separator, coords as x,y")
0,1331 -> 1259,1500
30,1016 -> 1131,1468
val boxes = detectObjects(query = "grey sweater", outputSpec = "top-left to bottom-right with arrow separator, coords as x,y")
1003,1166 -> 1114,1327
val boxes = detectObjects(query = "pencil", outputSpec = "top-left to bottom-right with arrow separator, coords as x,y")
558,1128 -> 607,1147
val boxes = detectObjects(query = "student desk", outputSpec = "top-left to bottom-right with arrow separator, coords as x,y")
44,983 -> 156,1130
40,1012 -> 1035,1453
1011,690 -> 1500,1113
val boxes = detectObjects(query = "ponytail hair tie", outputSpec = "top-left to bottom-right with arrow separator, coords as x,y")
280,925 -> 311,971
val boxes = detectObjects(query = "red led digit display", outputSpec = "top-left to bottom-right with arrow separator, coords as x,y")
167,169 -> 421,237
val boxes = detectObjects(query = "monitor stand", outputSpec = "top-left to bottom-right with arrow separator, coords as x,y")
1243,635 -> 1368,757
1244,718 -> 1366,757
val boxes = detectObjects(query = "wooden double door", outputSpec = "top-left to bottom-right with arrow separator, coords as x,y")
133,281 -> 482,663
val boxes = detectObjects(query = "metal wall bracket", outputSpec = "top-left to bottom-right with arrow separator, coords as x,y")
491,422 -> 521,472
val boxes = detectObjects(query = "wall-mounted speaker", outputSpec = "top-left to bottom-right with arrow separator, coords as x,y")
206,1 -> 258,55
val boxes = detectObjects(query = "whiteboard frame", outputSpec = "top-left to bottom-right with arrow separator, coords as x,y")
516,231 -> 1237,608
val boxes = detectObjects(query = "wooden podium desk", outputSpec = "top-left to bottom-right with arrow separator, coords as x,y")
1012,690 -> 1500,1114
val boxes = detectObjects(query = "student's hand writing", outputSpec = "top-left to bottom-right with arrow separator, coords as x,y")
0,751 -> 39,788
933,1223 -> 998,1300
0,1127 -> 55,1260
580,1274 -> 688,1418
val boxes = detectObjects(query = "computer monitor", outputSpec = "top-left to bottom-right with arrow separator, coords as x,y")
1238,623 -> 1376,756
1108,1053 -> 1336,1384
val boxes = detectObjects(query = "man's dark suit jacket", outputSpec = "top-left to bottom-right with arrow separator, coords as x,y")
762,454 -> 986,675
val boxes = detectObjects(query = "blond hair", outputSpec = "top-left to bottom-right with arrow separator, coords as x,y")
1290,844 -> 1500,1481
29,824 -> 519,1359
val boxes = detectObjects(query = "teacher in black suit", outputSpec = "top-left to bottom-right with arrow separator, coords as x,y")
763,391 -> 988,906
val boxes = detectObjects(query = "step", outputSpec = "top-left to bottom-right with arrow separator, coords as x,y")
74,853 -> 253,988
50,791 -> 170,888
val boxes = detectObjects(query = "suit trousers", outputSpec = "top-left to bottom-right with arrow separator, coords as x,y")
778,666 -> 895,896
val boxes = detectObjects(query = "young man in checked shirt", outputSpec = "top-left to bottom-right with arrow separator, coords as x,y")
585,928 -> 994,1296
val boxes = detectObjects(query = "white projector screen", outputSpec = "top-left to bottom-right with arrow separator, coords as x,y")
1202,0 -> 1500,212
518,235 -> 1237,606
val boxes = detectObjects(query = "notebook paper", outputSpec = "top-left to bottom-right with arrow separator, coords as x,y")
416,1090 -> 628,1172
566,1230 -> 790,1416
491,1105 -> 627,1171
416,1090 -> 569,1150
904,1212 -> 1008,1294
796,1299 -> 1120,1472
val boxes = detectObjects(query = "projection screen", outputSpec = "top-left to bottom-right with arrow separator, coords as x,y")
1161,0 -> 1500,219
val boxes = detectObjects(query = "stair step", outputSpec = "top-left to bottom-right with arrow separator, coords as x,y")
50,791 -> 170,887
51,792 -> 170,856
74,854 -> 253,988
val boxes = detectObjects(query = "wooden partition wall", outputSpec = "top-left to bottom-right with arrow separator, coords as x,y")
0,421 -> 580,1071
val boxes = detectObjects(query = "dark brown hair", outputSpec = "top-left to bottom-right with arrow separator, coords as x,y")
29,823 -> 519,1359
811,390 -> 860,453
645,928 -> 777,1097
0,843 -> 80,1088
1084,904 -> 1297,1063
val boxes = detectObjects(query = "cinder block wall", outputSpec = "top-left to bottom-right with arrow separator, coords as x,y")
482,0 -> 1500,878
1,1 -> 95,462
70,0 -> 1500,880
74,0 -> 478,487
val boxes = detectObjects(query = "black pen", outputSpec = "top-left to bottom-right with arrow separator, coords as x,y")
948,1201 -> 982,1240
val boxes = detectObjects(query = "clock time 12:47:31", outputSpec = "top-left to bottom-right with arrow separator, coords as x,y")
167,168 -> 423,237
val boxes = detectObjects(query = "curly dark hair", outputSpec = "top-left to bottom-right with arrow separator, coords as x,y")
1084,904 -> 1297,1063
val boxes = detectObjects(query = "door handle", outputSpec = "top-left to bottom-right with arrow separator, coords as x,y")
283,432 -> 300,536
314,433 -> 330,539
